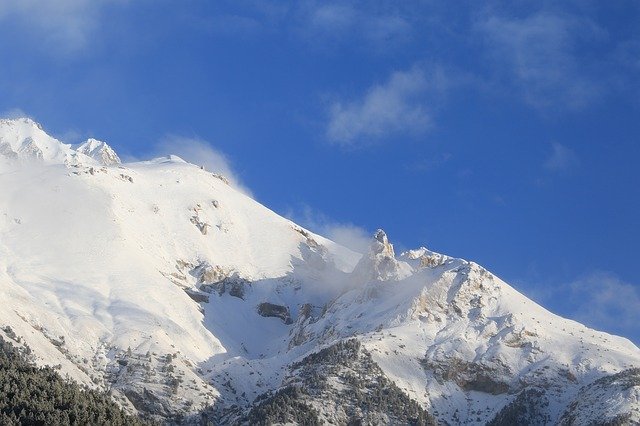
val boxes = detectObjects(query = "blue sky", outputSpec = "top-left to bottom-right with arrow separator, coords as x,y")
1,1 -> 638,343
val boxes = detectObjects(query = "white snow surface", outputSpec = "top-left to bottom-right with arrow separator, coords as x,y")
0,119 -> 638,423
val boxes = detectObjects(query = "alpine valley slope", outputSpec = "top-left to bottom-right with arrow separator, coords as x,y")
0,118 -> 638,425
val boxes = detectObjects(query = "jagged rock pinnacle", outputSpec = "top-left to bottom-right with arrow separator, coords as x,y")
370,229 -> 395,257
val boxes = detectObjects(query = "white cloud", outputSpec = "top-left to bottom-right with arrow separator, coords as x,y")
290,204 -> 372,253
478,12 -> 605,109
568,272 -> 640,340
544,142 -> 579,172
326,66 -> 440,146
323,223 -> 372,254
153,135 -> 253,196
299,2 -> 411,47
203,1 -> 415,50
0,0 -> 126,53
516,271 -> 640,344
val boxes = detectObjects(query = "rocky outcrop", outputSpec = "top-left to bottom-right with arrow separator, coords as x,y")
184,289 -> 210,303
351,229 -> 412,283
257,303 -> 293,324
422,357 -> 512,395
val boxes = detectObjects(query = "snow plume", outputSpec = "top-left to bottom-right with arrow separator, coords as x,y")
153,135 -> 253,197
291,204 -> 371,254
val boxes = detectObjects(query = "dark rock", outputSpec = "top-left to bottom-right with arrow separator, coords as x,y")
184,289 -> 210,303
257,303 -> 293,324
487,387 -> 550,425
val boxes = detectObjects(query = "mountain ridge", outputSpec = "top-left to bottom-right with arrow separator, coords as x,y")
0,119 -> 638,425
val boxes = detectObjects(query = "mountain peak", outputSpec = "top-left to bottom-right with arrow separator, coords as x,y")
352,229 -> 412,282
0,118 -> 122,167
371,228 -> 395,257
0,116 -> 41,127
0,117 -> 73,164
76,138 -> 121,166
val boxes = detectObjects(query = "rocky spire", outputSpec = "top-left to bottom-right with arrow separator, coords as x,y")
351,229 -> 412,283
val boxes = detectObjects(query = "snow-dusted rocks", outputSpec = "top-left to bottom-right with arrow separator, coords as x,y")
351,229 -> 413,283
75,138 -> 121,166
0,118 -> 119,167
0,118 -> 80,165
0,121 -> 638,424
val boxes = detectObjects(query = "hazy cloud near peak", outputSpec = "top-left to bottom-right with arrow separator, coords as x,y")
288,204 -> 372,254
153,135 -> 253,197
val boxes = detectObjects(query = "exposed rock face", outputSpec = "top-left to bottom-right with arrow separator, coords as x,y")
422,357 -> 513,395
242,339 -> 437,426
201,272 -> 249,299
487,387 -> 550,425
184,289 -> 210,303
351,229 -> 412,283
257,302 -> 293,324
400,247 -> 450,268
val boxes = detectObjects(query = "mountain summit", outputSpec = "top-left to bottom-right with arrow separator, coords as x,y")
0,122 -> 638,425
75,138 -> 121,166
0,118 -> 119,166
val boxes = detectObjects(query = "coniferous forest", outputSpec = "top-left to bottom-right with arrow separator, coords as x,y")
0,338 -> 149,425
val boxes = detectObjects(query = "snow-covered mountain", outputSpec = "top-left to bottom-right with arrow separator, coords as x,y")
0,118 -> 119,166
75,138 -> 121,166
0,118 -> 638,425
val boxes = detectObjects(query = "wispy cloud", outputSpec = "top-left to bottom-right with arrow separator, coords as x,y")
296,2 -> 412,48
153,135 -> 253,196
516,271 -> 640,345
0,0 -> 127,54
195,1 -> 415,50
544,142 -> 579,172
478,12 -> 605,109
568,271 -> 640,340
326,65 -> 454,146
288,204 -> 372,253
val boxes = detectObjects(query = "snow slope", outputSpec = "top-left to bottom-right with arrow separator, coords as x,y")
0,119 -> 638,424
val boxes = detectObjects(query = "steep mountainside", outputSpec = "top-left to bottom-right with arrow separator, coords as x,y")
0,119 -> 638,425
